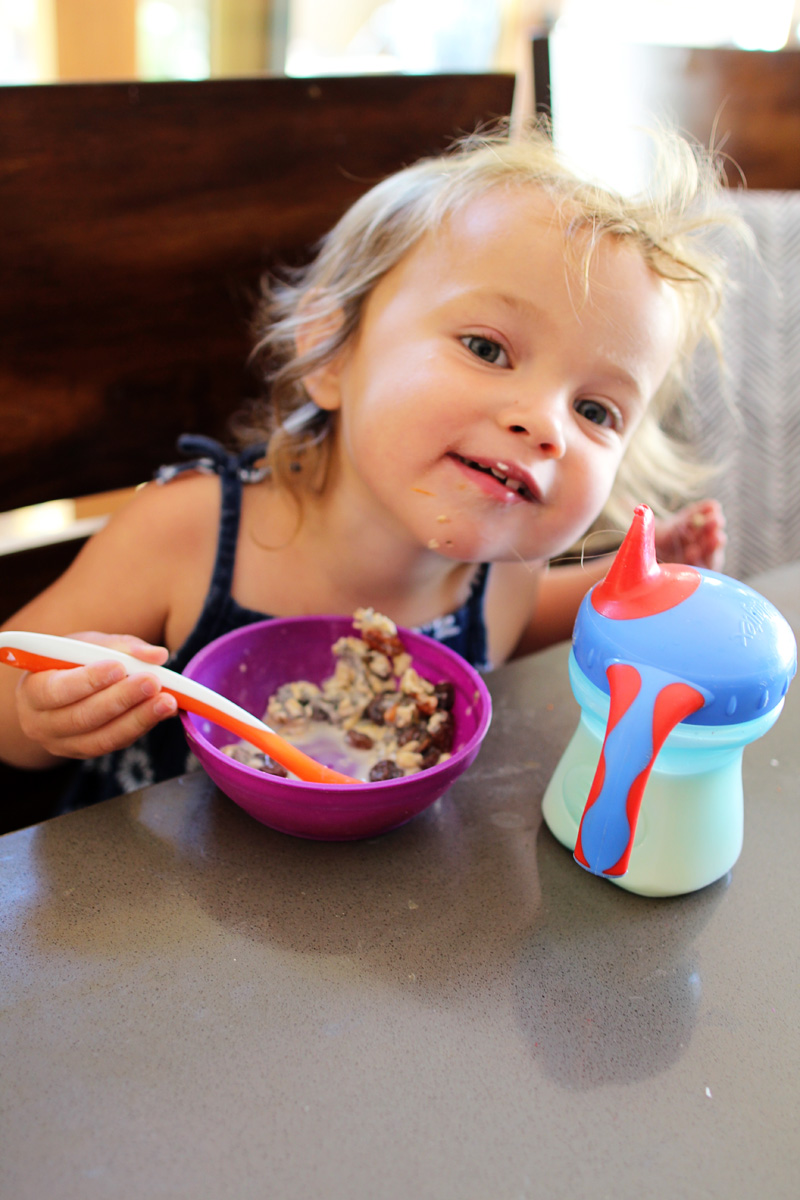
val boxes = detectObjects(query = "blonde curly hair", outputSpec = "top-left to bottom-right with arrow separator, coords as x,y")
241,118 -> 741,530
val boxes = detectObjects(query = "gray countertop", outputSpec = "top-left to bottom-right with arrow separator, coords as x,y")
2,565 -> 799,1200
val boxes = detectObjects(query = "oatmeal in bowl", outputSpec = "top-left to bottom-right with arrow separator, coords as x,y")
179,611 -> 492,839
224,608 -> 458,783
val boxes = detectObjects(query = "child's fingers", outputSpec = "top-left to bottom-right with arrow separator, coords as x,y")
25,669 -> 169,730
51,692 -> 178,760
21,660 -> 127,712
17,667 -> 178,758
23,694 -> 178,759
70,631 -> 170,665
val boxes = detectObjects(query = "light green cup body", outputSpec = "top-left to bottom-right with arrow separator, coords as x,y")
542,652 -> 783,897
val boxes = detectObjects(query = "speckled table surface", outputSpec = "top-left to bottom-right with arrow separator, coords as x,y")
2,565 -> 799,1200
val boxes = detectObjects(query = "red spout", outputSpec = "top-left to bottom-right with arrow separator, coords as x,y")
592,505 -> 701,620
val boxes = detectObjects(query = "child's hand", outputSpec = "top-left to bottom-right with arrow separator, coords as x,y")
653,499 -> 727,572
14,632 -> 178,762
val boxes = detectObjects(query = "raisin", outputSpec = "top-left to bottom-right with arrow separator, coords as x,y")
346,729 -> 374,750
429,713 -> 454,752
365,694 -> 396,724
398,723 -> 426,746
369,759 -> 404,782
420,748 -> 441,770
433,682 -> 455,711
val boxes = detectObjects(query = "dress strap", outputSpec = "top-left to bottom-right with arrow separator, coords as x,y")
154,436 -> 269,672
463,562 -> 490,669
154,434 -> 268,486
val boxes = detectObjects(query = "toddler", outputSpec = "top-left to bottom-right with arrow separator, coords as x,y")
0,121 -> 734,809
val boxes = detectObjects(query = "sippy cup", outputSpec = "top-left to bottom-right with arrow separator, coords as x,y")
542,505 -> 796,897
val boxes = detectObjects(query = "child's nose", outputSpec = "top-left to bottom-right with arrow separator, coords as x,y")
499,394 -> 567,459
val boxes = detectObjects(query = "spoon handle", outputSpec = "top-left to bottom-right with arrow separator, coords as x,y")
0,631 -> 358,786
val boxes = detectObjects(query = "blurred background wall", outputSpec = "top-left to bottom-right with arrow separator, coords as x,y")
3,1 -> 800,86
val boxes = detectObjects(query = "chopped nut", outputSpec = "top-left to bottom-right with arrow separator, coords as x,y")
366,651 -> 392,679
392,652 -> 412,676
400,667 -> 434,696
392,701 -> 419,729
395,747 -> 423,771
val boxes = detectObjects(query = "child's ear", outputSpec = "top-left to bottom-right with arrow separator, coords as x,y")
295,302 -> 347,413
299,355 -> 345,413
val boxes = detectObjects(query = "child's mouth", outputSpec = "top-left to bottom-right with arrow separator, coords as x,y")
452,454 -> 537,503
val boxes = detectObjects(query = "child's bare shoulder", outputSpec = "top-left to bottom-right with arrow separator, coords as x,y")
101,472 -> 221,599
100,471 -> 220,552
29,471 -> 223,644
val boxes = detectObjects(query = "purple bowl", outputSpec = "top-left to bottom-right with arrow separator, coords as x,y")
179,615 -> 492,840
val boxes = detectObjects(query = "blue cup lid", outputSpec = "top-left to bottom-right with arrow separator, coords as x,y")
572,507 -> 797,726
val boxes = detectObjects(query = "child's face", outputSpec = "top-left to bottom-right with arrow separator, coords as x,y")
312,186 -> 680,564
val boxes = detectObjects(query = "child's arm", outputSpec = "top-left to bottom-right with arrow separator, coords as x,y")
513,499 -> 726,658
0,478 -> 213,770
511,555 -> 609,657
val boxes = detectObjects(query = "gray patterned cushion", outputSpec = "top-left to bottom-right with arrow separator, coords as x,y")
689,191 -> 800,580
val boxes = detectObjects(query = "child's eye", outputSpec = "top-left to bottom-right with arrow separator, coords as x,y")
574,397 -> 623,432
461,335 -> 509,367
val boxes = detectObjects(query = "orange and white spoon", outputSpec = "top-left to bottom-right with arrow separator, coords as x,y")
0,631 -> 358,786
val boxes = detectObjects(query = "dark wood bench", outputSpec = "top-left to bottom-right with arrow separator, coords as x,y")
0,71 -> 515,829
